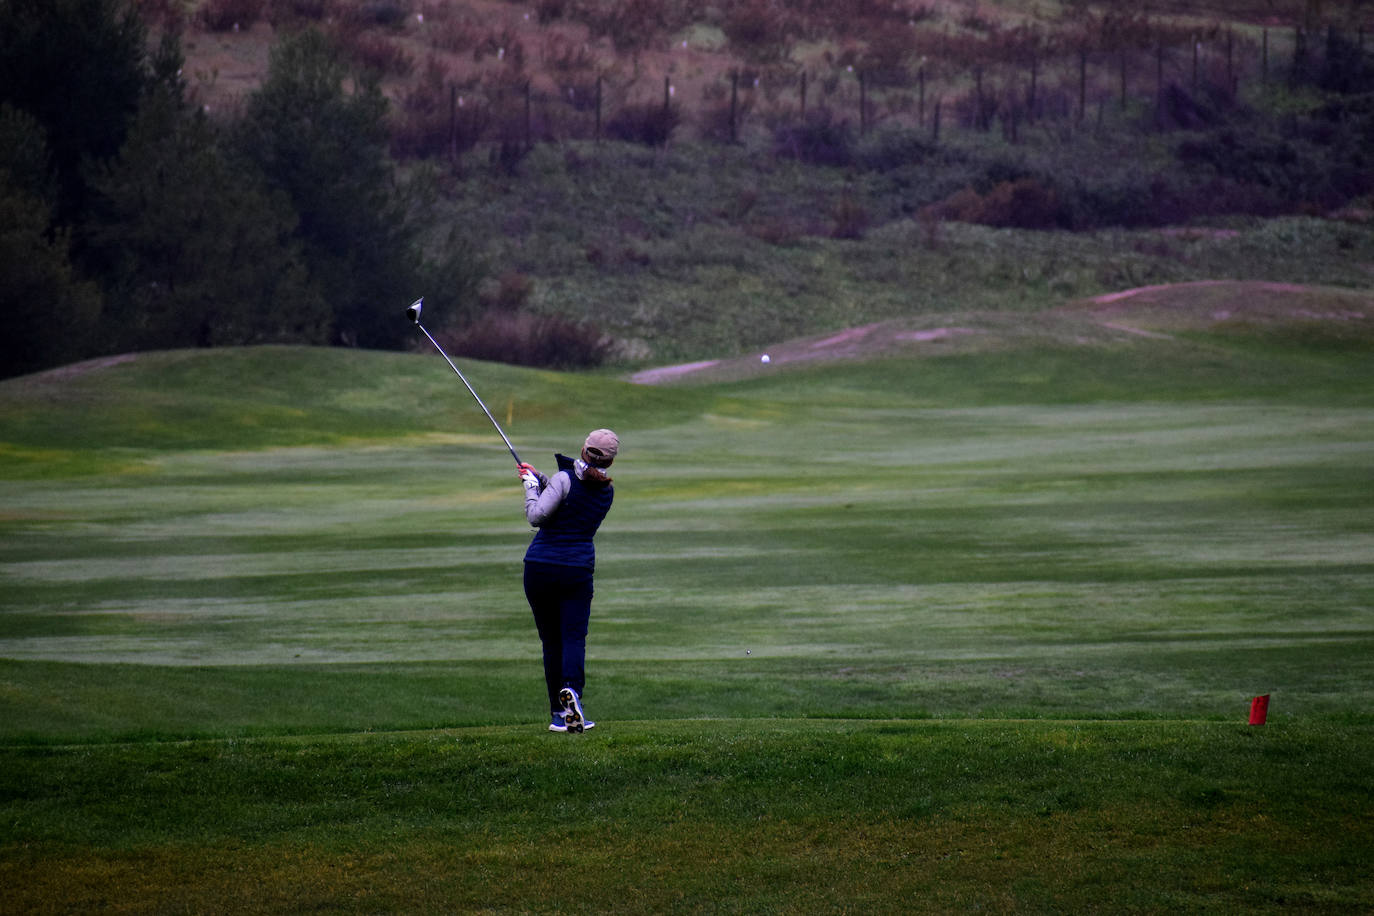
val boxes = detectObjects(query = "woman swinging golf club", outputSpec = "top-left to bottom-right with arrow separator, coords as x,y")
518,429 -> 619,733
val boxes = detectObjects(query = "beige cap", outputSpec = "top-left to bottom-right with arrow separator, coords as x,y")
583,428 -> 619,466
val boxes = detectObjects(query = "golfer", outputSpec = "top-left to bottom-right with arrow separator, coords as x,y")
517,428 -> 618,733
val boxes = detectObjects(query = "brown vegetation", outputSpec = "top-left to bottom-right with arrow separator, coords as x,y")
166,0 -> 1373,154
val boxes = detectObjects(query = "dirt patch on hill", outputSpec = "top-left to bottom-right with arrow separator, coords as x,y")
629,320 -> 986,384
1088,280 -> 1309,309
33,354 -> 140,381
1077,280 -> 1373,329
628,280 -> 1374,385
630,359 -> 721,384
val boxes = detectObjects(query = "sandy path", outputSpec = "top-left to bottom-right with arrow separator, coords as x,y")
1090,280 -> 1310,306
628,280 -> 1367,385
629,360 -> 720,384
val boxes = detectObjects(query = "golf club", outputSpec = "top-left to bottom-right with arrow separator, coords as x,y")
406,298 -> 522,466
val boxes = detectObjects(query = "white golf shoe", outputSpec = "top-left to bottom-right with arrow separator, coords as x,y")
558,687 -> 594,733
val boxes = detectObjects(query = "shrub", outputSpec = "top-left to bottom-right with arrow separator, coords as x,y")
986,178 -> 1064,229
1172,115 -> 1374,217
698,94 -> 752,143
1320,28 -> 1374,94
916,207 -> 942,250
429,15 -> 480,53
853,125 -> 938,171
558,76 -> 601,113
722,1 -> 790,63
1057,174 -> 1189,228
579,0 -> 677,55
391,57 -> 458,159
452,93 -> 493,156
479,271 -> 533,310
198,0 -> 265,31
346,0 -> 410,29
860,23 -> 916,83
605,101 -> 681,147
830,195 -> 869,239
535,0 -> 566,24
136,0 -> 189,30
541,33 -> 597,74
439,310 -> 611,369
474,29 -> 525,69
1155,83 -> 1234,131
334,26 -> 413,77
924,178 -> 1064,229
268,0 -> 332,27
773,108 -> 853,165
722,187 -> 758,221
745,219 -> 806,246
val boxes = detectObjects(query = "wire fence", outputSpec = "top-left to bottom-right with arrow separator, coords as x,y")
390,23 -> 1372,160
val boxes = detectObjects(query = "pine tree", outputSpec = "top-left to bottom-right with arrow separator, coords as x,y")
0,108 -> 100,378
234,29 -> 418,349
86,81 -> 328,352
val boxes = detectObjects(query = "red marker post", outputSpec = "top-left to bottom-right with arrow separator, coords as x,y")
1249,694 -> 1270,726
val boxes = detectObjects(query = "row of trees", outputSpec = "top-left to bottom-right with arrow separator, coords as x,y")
1,0 -> 479,380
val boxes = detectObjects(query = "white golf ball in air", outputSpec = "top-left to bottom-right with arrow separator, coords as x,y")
760,354 -> 771,364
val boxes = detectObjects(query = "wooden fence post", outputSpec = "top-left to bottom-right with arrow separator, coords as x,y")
918,66 -> 925,127
419,18 -> 1355,152
859,70 -> 867,133
448,83 -> 457,160
1155,41 -> 1164,129
1078,48 -> 1087,123
729,71 -> 738,143
975,66 -> 984,129
1227,29 -> 1234,93
1120,49 -> 1127,109
1292,26 -> 1304,85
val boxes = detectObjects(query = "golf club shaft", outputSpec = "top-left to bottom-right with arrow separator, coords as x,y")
415,322 -> 522,466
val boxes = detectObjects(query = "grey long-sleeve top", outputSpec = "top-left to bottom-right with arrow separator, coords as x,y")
524,470 -> 570,526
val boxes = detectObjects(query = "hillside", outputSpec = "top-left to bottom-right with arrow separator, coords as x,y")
159,0 -> 1374,364
174,0 -> 1372,137
6,0 -> 1372,382
629,279 -> 1374,382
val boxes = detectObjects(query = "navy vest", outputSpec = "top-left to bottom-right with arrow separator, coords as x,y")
524,453 -> 614,569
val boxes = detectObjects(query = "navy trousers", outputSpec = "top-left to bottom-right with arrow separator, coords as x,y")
524,561 -> 594,714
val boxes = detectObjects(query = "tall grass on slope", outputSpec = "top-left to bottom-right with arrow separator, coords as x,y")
433,139 -> 1374,363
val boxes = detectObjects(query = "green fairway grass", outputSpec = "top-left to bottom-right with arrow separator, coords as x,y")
3,720 -> 1370,913
2,315 -> 1372,910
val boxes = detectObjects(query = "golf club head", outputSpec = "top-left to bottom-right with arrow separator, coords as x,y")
405,298 -> 423,324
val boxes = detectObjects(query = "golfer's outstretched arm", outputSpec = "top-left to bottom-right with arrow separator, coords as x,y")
524,472 -> 570,526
